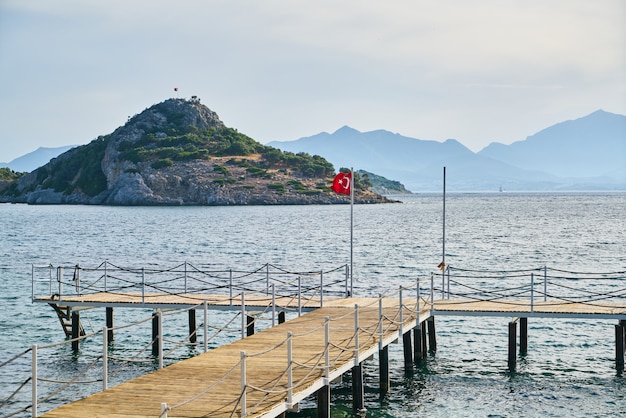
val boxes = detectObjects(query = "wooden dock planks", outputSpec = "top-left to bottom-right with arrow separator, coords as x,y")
37,293 -> 626,417
40,298 -> 422,418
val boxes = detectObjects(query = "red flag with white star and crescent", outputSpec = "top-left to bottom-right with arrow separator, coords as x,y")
331,171 -> 352,195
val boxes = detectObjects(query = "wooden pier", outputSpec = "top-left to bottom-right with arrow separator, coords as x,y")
18,263 -> 626,417
38,297 -> 426,418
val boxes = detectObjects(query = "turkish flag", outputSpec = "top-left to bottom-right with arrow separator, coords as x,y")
331,172 -> 352,195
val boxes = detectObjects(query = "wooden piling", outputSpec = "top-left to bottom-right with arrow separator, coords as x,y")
616,323 -> 625,372
106,307 -> 114,342
247,315 -> 255,336
188,309 -> 197,344
317,384 -> 330,418
351,363 -> 364,412
414,325 -> 424,364
520,317 -> 528,355
152,311 -> 161,357
379,346 -> 390,394
508,321 -> 517,370
278,311 -> 286,324
403,331 -> 413,372
71,311 -> 80,351
421,323 -> 428,355
427,317 -> 437,352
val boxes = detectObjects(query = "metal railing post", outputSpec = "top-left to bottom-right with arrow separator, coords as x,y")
447,267 -> 450,299
104,260 -> 108,292
75,264 -> 81,296
161,403 -> 168,418
266,263 -> 270,295
324,317 -> 330,384
287,332 -> 293,408
398,287 -> 404,340
430,273 -> 434,316
345,264 -> 349,297
240,351 -> 247,417
31,264 -> 34,301
354,304 -> 360,366
141,267 -> 145,304
320,270 -> 324,308
241,291 -> 246,339
203,300 -> 208,353
184,261 -> 188,294
378,295 -> 384,351
103,326 -> 108,390
417,278 -> 421,323
32,345 -> 37,418
58,266 -> 63,301
229,269 -> 233,306
298,277 -> 302,317
271,284 -> 276,327
543,266 -> 548,302
530,273 -> 535,313
158,310 -> 164,369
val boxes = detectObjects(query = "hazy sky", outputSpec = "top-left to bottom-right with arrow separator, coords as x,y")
1,0 -> 624,162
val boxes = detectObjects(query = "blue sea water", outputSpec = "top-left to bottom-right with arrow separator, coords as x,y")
0,192 -> 625,417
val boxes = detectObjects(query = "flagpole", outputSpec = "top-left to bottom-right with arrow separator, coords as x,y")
350,167 -> 354,296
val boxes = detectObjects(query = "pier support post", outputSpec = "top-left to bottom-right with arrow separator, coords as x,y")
106,307 -> 114,342
403,331 -> 413,372
278,311 -> 286,324
414,324 -> 424,364
152,311 -> 161,357
316,384 -> 331,418
351,363 -> 365,412
379,346 -> 389,395
616,323 -> 625,372
247,315 -> 255,336
71,311 -> 80,351
421,323 -> 428,355
508,321 -> 517,370
188,309 -> 197,344
520,317 -> 528,355
427,317 -> 437,352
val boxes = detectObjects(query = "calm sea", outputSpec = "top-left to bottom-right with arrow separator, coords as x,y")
1,192 -> 625,417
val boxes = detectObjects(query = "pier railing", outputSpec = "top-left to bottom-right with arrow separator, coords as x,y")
4,276 -> 432,418
434,266 -> 626,307
31,262 -> 352,309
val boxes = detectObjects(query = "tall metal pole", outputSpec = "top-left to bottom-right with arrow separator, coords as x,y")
442,166 -> 446,270
350,167 -> 354,294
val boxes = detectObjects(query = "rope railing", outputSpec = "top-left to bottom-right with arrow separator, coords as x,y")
31,262 -> 352,308
436,266 -> 626,305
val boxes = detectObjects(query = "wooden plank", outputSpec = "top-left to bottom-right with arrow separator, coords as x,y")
40,300 -> 423,418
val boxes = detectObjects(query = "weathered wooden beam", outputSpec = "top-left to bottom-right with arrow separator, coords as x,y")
317,384 -> 330,418
188,309 -> 197,344
71,311 -> 80,351
379,346 -> 389,394
520,317 -> 528,355
106,307 -> 114,342
352,363 -> 364,412
427,317 -> 437,352
508,321 -> 517,370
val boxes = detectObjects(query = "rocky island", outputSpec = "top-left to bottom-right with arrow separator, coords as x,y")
0,98 -> 393,205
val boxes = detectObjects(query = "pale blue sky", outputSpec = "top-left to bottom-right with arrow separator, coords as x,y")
1,0 -> 624,162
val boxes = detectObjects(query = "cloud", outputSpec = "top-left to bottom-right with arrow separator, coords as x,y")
0,0 -> 624,160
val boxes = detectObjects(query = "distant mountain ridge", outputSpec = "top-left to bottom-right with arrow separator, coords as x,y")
268,110 -> 625,191
0,146 -> 77,172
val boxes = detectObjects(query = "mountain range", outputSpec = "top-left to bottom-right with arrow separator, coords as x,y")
2,109 -> 625,192
268,110 -> 625,191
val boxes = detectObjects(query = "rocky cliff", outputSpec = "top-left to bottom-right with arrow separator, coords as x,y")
0,99 -> 392,205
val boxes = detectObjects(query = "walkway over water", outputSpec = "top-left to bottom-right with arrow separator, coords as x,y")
12,263 -> 626,417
